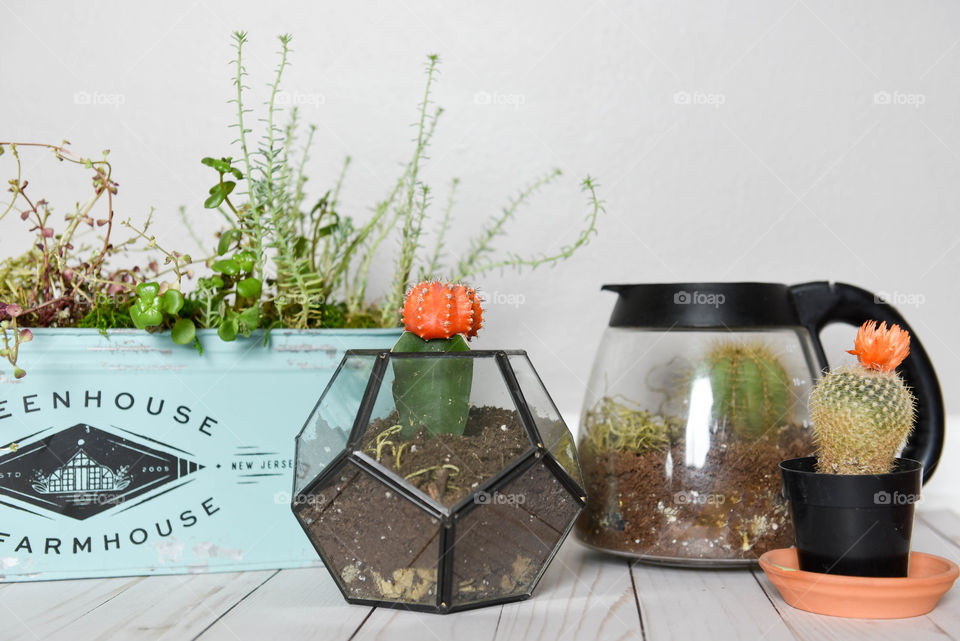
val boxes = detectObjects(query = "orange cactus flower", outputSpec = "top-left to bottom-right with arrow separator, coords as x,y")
402,281 -> 483,340
847,320 -> 911,372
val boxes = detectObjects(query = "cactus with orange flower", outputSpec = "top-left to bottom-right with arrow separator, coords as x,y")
391,281 -> 484,438
810,321 -> 917,474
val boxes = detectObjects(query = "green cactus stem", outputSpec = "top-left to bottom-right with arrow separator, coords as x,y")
692,342 -> 791,438
810,366 -> 916,475
391,331 -> 472,438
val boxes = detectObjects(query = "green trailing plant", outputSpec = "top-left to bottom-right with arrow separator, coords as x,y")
0,32 -> 604,378
391,280 -> 482,438
0,142 -> 195,373
690,341 -> 791,438
580,395 -> 680,455
810,321 -> 916,474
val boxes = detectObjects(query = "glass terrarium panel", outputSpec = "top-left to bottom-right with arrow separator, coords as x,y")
294,354 -> 378,495
294,459 -> 441,606
356,354 -> 535,509
576,327 -> 818,564
451,458 -> 579,606
507,354 -> 582,485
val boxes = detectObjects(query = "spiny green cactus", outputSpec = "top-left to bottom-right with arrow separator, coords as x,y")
693,342 -> 791,438
581,395 -> 680,454
810,321 -> 916,474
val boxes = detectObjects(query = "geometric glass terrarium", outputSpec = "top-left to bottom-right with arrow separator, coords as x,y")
293,349 -> 584,614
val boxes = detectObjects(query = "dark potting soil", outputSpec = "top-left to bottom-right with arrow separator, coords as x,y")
298,463 -> 443,604
363,405 -> 532,508
576,423 -> 811,561
297,405 -> 574,605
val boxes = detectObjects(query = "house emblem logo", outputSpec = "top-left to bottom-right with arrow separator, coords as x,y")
31,439 -> 133,495
0,423 -> 203,520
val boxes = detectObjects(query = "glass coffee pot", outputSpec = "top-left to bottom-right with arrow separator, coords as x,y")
575,282 -> 943,566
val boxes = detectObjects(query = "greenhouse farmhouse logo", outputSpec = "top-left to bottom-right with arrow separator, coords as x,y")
0,388 -> 295,565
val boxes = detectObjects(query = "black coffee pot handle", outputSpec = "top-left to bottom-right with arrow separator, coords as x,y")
788,281 -> 944,483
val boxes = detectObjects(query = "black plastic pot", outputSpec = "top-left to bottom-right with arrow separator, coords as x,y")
780,456 -> 922,578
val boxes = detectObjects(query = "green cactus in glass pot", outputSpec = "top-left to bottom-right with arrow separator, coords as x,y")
691,341 -> 792,438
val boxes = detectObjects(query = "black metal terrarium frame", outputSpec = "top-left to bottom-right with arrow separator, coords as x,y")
292,349 -> 586,614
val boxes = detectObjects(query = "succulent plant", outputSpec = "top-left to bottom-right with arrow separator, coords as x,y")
691,341 -> 791,438
810,321 -> 916,475
391,281 -> 484,438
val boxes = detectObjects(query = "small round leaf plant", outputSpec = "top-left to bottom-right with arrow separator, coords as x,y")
810,321 -> 917,474
392,280 -> 483,439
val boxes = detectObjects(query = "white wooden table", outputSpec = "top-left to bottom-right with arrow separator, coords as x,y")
2,510 -> 958,641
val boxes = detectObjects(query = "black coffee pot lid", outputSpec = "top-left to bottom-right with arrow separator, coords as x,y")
603,282 -> 801,328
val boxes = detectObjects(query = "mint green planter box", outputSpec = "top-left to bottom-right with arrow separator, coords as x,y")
0,328 -> 401,581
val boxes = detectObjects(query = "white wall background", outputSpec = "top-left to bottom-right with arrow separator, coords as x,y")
2,1 -> 958,502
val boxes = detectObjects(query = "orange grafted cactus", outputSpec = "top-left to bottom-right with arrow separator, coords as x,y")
846,321 -> 911,372
402,281 -> 483,340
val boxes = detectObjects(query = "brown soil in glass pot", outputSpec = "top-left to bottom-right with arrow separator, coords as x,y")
575,341 -> 813,565
293,281 -> 585,613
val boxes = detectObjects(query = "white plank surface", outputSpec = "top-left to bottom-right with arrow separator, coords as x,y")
632,561 -> 795,641
493,542 -> 641,641
199,567 -> 372,641
0,575 -> 143,640
42,570 -> 276,641
916,511 -> 960,639
0,511 -> 958,641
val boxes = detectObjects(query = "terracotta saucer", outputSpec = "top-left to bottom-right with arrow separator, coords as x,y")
759,548 -> 959,619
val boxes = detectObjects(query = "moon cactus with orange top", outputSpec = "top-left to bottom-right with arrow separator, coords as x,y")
810,321 -> 917,474
392,280 -> 485,437
401,281 -> 483,340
